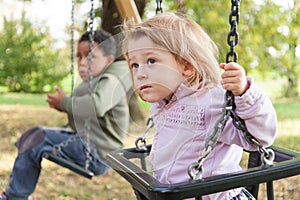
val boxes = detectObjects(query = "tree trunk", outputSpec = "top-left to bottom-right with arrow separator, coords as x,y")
101,0 -> 147,122
284,43 -> 299,97
285,69 -> 298,97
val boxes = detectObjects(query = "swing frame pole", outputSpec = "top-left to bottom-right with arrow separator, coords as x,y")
114,0 -> 142,23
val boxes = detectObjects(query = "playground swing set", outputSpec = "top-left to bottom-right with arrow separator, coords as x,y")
41,0 -> 300,199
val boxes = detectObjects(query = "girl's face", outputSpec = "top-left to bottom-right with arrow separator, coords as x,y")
127,36 -> 193,103
77,41 -> 112,81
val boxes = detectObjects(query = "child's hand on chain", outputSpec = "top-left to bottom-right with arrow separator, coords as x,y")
220,62 -> 249,96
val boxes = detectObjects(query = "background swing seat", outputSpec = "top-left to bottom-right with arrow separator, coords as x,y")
107,145 -> 300,200
42,152 -> 94,179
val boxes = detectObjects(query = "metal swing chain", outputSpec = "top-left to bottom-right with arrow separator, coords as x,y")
52,134 -> 79,155
70,0 -> 75,96
134,1 -> 162,151
188,92 -> 234,180
135,117 -> 154,151
88,0 -> 95,96
188,0 -> 274,181
156,0 -> 163,14
225,0 -> 274,167
83,117 -> 92,170
52,0 -> 94,171
52,0 -> 77,155
83,0 -> 95,170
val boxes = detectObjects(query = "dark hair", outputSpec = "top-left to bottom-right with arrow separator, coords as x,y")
79,30 -> 116,58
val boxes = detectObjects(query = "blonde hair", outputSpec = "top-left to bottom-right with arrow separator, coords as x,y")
122,12 -> 221,87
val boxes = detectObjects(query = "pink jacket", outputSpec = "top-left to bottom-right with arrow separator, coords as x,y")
149,78 -> 277,200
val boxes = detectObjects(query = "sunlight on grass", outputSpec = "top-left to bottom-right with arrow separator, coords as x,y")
274,134 -> 300,152
277,119 -> 300,136
0,93 -> 48,107
274,102 -> 300,120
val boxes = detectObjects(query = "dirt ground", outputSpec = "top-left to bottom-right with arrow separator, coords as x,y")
0,104 -> 299,200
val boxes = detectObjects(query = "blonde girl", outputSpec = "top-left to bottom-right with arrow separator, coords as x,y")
122,12 -> 277,200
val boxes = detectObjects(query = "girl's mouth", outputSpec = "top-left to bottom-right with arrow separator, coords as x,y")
140,85 -> 152,91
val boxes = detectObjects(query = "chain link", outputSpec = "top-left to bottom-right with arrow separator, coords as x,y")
188,0 -> 274,181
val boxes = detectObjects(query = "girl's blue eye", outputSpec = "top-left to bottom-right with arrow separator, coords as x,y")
131,63 -> 139,69
147,58 -> 156,64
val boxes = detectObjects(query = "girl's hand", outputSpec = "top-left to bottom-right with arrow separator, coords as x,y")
220,62 -> 249,96
46,86 -> 65,111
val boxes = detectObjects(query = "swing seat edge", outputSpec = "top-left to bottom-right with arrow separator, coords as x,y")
107,145 -> 300,200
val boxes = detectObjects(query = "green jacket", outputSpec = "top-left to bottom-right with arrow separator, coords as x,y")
61,60 -> 131,160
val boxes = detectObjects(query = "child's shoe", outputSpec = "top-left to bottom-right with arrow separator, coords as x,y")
0,192 -> 7,200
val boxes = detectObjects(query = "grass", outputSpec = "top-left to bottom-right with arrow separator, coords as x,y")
273,101 -> 300,120
0,80 -> 300,199
0,92 -> 48,107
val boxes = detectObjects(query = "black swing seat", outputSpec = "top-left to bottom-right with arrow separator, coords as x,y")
42,152 -> 94,179
107,145 -> 300,200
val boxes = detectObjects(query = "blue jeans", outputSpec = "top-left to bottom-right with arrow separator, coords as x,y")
5,127 -> 110,200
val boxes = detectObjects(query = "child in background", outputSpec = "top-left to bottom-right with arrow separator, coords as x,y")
122,12 -> 277,200
0,30 -> 131,200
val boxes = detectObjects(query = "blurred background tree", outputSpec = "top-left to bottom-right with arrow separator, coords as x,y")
0,0 -> 299,97
0,11 -> 69,93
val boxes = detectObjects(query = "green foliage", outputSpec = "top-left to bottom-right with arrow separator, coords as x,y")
0,11 -> 69,93
161,0 -> 300,98
250,0 -> 300,97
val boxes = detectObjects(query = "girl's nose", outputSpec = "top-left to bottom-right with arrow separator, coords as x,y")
136,65 -> 148,80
